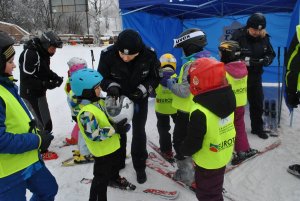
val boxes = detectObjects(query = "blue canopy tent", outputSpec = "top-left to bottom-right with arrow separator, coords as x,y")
119,0 -> 297,83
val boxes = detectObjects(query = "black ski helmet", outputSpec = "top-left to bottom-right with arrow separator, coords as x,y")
246,13 -> 266,30
218,40 -> 241,63
40,31 -> 63,51
116,29 -> 144,55
0,31 -> 15,75
174,28 -> 207,56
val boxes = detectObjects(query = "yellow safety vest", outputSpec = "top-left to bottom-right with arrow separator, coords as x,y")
172,62 -> 194,112
0,85 -> 39,178
191,103 -> 236,169
77,104 -> 120,157
226,73 -> 248,107
155,74 -> 177,114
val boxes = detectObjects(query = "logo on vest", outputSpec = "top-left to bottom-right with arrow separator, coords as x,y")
209,137 -> 235,152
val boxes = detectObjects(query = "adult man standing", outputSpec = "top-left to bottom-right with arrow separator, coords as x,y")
19,31 -> 63,160
98,29 -> 160,184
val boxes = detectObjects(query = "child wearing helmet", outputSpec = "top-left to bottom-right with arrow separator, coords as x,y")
70,69 -> 136,200
181,57 -> 236,201
219,40 -> 258,165
154,53 -> 177,162
0,31 -> 58,200
169,28 -> 214,185
64,57 -> 88,146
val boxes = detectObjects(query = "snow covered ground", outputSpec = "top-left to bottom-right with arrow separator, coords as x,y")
11,44 -> 300,201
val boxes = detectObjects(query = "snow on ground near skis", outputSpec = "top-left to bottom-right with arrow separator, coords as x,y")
11,45 -> 300,201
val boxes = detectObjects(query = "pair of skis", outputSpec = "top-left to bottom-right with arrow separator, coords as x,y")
79,177 -> 179,200
263,99 -> 278,136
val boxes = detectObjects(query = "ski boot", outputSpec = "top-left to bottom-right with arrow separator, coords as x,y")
173,157 -> 195,186
72,150 -> 94,164
287,164 -> 300,178
161,150 -> 175,163
231,148 -> 259,165
42,150 -> 58,160
109,176 -> 136,190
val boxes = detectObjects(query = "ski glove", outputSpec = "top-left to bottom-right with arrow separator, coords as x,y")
38,131 -> 54,153
130,85 -> 147,101
43,80 -> 57,90
107,86 -> 120,98
167,78 -> 177,90
113,118 -> 131,134
53,76 -> 64,87
287,92 -> 300,108
160,71 -> 174,87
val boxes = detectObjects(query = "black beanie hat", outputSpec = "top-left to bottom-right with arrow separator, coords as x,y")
246,13 -> 266,30
116,29 -> 144,55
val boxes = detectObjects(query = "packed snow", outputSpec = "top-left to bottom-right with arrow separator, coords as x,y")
10,44 -> 299,201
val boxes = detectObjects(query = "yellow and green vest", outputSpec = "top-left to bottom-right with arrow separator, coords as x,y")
191,104 -> 236,169
226,73 -> 248,107
155,74 -> 177,115
172,62 -> 194,112
0,85 -> 39,178
77,104 -> 120,157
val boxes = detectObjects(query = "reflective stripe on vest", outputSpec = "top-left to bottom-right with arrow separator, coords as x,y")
0,85 -> 39,178
172,62 -> 194,112
226,73 -> 247,107
77,104 -> 120,157
191,104 -> 236,169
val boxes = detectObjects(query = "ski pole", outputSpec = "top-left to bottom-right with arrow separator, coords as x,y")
278,47 -> 287,127
290,110 -> 294,127
90,50 -> 95,69
277,46 -> 280,127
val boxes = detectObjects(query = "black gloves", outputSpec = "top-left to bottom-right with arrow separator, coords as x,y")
262,56 -> 271,66
130,88 -> 144,100
43,80 -> 57,89
53,76 -> 63,87
245,56 -> 272,67
287,92 -> 300,108
113,118 -> 130,134
107,86 -> 120,98
38,131 -> 54,153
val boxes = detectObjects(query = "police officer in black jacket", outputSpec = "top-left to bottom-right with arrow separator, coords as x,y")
19,31 -> 63,159
232,13 -> 275,139
98,29 -> 160,184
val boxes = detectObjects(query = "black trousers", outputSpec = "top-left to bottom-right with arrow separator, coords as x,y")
131,99 -> 148,172
173,110 -> 189,159
23,95 -> 53,133
89,149 -> 121,201
156,112 -> 177,153
247,74 -> 264,132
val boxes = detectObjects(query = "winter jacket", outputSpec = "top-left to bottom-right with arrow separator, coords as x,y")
0,76 -> 43,194
180,86 -> 236,156
97,45 -> 160,102
231,27 -> 275,75
19,38 -> 59,98
285,33 -> 300,94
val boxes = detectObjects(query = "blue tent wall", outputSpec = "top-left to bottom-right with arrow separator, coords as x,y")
183,13 -> 291,83
122,11 -> 292,83
122,11 -> 183,70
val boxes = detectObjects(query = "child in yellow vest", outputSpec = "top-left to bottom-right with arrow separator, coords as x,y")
219,40 -> 258,165
70,69 -> 135,201
181,58 -> 236,201
155,53 -> 177,162
0,31 -> 58,201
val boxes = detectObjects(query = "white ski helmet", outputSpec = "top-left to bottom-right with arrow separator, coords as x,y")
105,95 -> 134,124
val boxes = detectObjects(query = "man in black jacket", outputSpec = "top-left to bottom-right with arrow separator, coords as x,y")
19,31 -> 63,160
232,13 -> 275,139
98,29 -> 160,184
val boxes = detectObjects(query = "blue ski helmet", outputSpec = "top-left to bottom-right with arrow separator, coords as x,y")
70,69 -> 103,98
